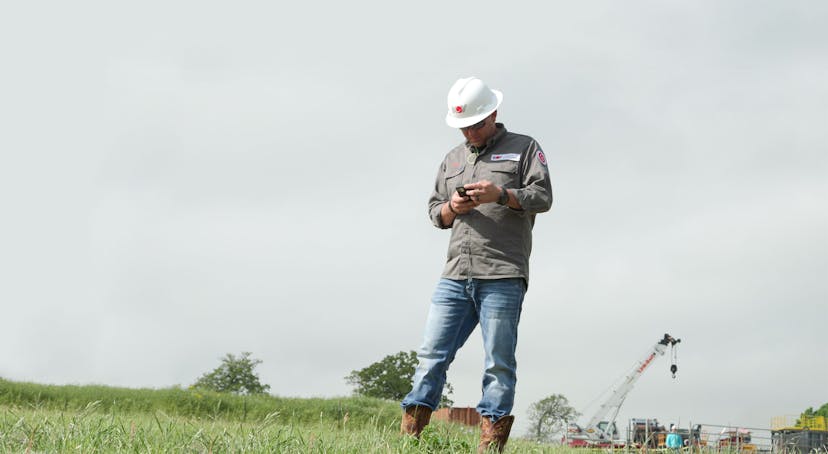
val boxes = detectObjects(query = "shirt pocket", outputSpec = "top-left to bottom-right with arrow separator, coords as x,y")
444,165 -> 465,195
485,160 -> 520,189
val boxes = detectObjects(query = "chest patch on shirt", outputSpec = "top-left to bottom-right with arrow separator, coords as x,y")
490,153 -> 521,162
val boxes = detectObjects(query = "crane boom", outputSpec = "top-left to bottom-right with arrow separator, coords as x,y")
583,333 -> 681,441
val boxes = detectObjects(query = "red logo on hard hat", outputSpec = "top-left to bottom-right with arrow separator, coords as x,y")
455,106 -> 463,113
537,150 -> 547,166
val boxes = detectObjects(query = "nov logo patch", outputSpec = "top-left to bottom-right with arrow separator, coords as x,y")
490,153 -> 521,162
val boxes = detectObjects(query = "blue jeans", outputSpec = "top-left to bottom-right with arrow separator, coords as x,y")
401,278 -> 526,422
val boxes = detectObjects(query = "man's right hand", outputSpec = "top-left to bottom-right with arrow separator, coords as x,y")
449,190 -> 478,215
440,190 -> 478,227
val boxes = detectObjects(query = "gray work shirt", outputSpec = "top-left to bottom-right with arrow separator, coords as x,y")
428,123 -> 553,283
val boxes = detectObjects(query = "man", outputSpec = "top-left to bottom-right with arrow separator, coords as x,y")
400,77 -> 553,453
666,425 -> 683,452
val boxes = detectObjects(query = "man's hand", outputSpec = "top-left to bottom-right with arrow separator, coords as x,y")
440,187 -> 479,226
450,188 -> 479,214
465,180 -> 502,204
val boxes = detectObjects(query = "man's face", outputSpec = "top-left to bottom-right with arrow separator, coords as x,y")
461,112 -> 497,147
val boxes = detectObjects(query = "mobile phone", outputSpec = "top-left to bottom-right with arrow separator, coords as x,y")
456,186 -> 468,197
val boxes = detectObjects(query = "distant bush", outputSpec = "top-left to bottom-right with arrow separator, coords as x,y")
803,403 -> 828,418
192,352 -> 270,395
346,350 -> 454,407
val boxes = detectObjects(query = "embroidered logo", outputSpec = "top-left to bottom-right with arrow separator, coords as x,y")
537,150 -> 547,166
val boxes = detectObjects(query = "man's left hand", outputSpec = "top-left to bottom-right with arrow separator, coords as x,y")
465,180 -> 502,204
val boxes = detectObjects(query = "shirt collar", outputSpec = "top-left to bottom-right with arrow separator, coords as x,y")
467,123 -> 507,154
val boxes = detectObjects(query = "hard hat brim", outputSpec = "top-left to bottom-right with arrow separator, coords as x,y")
445,89 -> 503,128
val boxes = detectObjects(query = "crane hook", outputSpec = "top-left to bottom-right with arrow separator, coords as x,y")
670,341 -> 679,378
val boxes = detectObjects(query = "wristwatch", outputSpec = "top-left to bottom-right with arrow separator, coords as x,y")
497,187 -> 509,205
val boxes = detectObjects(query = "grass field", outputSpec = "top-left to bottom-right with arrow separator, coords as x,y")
0,378 -> 566,453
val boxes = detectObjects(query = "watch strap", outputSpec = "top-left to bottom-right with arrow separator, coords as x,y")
497,187 -> 509,205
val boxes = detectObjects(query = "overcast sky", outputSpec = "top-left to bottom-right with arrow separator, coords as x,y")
1,0 -> 826,439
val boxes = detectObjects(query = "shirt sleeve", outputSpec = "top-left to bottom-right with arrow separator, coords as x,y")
428,161 -> 452,229
513,139 -> 553,213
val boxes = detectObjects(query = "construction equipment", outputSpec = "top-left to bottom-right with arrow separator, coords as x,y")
718,428 -> 756,452
772,415 -> 828,453
628,418 -> 669,448
564,333 -> 681,447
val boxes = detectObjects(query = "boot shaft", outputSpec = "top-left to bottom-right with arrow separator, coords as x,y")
400,405 -> 432,437
478,415 -> 514,453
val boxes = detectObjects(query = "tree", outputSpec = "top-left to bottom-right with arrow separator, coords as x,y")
345,350 -> 454,407
803,403 -> 828,418
525,394 -> 580,443
192,352 -> 271,395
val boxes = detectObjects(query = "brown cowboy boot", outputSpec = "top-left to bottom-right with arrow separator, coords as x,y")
400,405 -> 432,437
478,415 -> 515,453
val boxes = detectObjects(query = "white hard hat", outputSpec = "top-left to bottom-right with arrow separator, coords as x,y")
445,77 -> 503,128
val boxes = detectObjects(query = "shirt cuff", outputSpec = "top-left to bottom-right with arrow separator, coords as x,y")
431,203 -> 451,229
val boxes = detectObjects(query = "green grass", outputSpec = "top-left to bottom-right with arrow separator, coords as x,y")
0,377 -> 394,427
0,378 -> 570,453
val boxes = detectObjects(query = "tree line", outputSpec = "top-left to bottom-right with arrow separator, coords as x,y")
192,350 -> 576,441
192,351 -> 827,443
